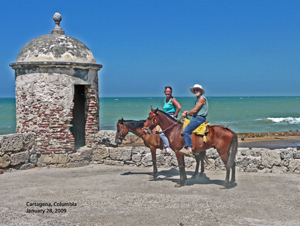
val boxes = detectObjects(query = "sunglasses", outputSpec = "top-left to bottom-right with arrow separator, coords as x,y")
193,89 -> 201,93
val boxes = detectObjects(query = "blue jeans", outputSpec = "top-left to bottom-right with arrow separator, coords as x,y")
183,116 -> 206,147
159,113 -> 174,147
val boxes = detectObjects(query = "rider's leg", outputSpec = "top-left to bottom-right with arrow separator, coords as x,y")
159,130 -> 172,154
180,116 -> 206,156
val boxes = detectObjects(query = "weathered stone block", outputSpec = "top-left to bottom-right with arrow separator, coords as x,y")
96,130 -> 117,147
184,156 -> 195,168
103,159 -> 124,166
289,159 -> 300,173
11,151 -> 29,166
51,154 -> 69,164
156,154 -> 166,167
20,163 -> 35,170
205,159 -> 215,170
0,134 -> 23,152
171,156 -> 179,167
77,147 -> 92,161
0,154 -> 11,168
293,151 -> 300,159
38,154 -> 53,165
206,148 -> 218,159
132,146 -> 149,155
141,153 -> 153,166
93,147 -> 109,161
280,149 -> 293,159
30,154 -> 38,164
244,163 -> 258,172
69,153 -> 84,162
23,133 -> 35,149
132,153 -> 142,163
109,147 -> 132,161
261,150 -> 281,168
215,157 -> 226,170
237,156 -> 261,168
272,166 -> 288,174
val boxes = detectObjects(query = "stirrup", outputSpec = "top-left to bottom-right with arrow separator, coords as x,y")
179,148 -> 193,157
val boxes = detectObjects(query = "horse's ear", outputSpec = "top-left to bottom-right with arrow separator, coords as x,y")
154,108 -> 158,113
151,106 -> 154,112
120,117 -> 124,124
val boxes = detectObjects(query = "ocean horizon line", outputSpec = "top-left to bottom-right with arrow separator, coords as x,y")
1,95 -> 299,99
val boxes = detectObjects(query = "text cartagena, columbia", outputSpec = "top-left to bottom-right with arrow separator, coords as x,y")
26,202 -> 77,214
26,202 -> 77,207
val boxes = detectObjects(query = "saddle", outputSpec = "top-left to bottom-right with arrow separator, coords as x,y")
182,118 -> 210,142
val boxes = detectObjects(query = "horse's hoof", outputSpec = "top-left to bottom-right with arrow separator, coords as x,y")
191,174 -> 197,179
221,182 -> 232,189
149,175 -> 156,180
174,181 -> 186,187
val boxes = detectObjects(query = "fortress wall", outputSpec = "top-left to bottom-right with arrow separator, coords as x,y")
1,131 -> 300,174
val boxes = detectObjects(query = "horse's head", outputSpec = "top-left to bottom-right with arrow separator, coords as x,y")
115,117 -> 129,145
143,107 -> 160,134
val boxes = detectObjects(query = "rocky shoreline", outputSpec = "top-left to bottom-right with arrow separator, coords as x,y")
121,130 -> 300,146
237,130 -> 300,139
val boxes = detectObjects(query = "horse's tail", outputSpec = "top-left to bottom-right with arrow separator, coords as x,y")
227,131 -> 238,168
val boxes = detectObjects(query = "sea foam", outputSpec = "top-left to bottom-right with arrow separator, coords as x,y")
267,117 -> 300,124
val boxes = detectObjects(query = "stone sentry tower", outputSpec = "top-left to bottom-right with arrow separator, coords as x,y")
10,13 -> 102,154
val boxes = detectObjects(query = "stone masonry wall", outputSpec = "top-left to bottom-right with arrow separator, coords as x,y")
94,131 -> 300,174
15,71 -> 75,154
1,132 -> 300,174
85,75 -> 99,147
14,67 -> 99,154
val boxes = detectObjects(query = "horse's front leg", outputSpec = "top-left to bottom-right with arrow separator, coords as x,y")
149,146 -> 157,180
174,151 -> 187,187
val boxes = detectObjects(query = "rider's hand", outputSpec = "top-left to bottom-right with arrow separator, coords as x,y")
182,111 -> 188,117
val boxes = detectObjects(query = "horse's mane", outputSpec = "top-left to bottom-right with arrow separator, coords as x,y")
157,110 -> 182,124
123,120 -> 146,129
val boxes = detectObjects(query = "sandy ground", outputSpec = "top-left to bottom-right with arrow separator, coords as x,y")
0,164 -> 300,226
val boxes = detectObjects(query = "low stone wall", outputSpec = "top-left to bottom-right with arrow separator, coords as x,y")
1,132 -> 300,174
0,133 -> 36,171
94,131 -> 300,174
92,145 -> 300,174
0,133 -> 94,171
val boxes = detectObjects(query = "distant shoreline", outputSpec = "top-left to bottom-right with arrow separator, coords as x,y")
120,131 -> 300,149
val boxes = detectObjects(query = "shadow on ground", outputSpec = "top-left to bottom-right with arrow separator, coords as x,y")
121,168 -> 237,188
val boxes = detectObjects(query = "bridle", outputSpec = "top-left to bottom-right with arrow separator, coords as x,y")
117,124 -> 127,142
143,111 -> 182,134
117,123 -> 146,144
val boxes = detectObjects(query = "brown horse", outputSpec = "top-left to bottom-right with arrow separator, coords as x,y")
143,107 -> 238,188
115,117 -> 206,181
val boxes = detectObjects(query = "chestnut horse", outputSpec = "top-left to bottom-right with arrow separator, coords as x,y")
115,118 -> 206,181
143,107 -> 238,188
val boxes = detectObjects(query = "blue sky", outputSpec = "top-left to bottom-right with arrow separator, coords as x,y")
1,0 -> 300,97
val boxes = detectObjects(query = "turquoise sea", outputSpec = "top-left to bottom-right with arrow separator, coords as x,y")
0,97 -> 300,135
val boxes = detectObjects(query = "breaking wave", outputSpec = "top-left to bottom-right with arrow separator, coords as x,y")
266,117 -> 300,124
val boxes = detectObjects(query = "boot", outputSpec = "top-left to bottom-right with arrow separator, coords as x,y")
179,146 -> 193,157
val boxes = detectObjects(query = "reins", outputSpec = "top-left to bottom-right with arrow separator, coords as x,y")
145,111 -> 184,134
118,123 -> 146,145
155,116 -> 183,134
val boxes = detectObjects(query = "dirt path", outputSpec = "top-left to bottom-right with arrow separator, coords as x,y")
0,164 -> 299,225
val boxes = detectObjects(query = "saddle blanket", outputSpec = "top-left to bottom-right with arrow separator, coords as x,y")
183,118 -> 210,142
